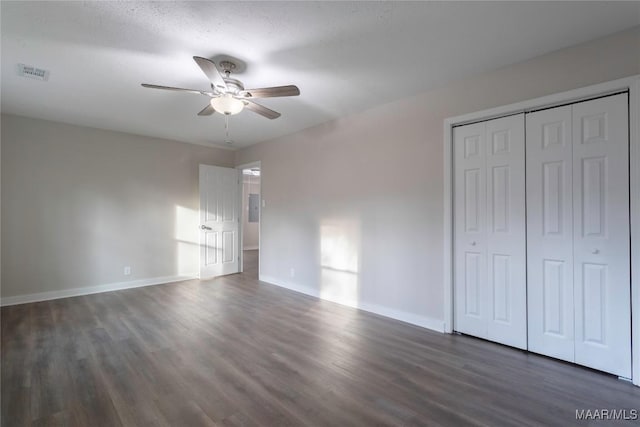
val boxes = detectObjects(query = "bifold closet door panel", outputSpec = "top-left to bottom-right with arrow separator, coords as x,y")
527,93 -> 631,377
572,93 -> 631,378
454,115 -> 526,347
526,105 -> 575,363
485,114 -> 527,349
454,121 -> 488,339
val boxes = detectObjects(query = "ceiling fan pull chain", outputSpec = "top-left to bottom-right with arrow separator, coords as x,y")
225,114 -> 230,141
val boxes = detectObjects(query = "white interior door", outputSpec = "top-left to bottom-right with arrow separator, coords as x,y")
572,93 -> 631,378
199,164 -> 239,279
454,115 -> 526,348
454,122 -> 488,339
526,105 -> 576,363
485,114 -> 526,349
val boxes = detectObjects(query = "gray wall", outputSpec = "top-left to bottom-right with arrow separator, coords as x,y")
1,115 -> 234,298
235,27 -> 640,328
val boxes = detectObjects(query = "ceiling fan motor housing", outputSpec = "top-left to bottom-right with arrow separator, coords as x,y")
210,60 -> 244,94
220,77 -> 244,94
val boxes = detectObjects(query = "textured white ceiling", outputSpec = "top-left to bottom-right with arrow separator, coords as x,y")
1,1 -> 638,149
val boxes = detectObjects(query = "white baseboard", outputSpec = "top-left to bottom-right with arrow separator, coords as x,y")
2,272 -> 445,334
0,274 -> 198,307
259,275 -> 445,333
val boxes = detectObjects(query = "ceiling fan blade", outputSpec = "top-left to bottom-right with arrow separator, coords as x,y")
193,56 -> 228,90
197,104 -> 216,116
141,83 -> 207,95
239,85 -> 300,98
244,100 -> 281,119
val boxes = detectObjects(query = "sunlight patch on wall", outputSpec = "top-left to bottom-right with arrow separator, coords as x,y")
319,218 -> 360,307
175,205 -> 199,276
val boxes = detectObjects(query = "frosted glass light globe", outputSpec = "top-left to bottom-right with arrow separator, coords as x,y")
210,94 -> 244,115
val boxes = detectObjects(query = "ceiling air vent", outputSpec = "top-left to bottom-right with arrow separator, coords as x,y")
17,64 -> 50,81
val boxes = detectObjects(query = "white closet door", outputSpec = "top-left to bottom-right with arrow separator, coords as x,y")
572,93 -> 631,378
485,115 -> 527,349
454,115 -> 526,347
454,122 -> 488,339
526,105 -> 575,362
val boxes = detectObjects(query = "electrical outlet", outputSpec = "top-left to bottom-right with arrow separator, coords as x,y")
124,266 -> 131,276
290,268 -> 295,278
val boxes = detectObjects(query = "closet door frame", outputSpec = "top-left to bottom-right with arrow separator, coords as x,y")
443,75 -> 640,386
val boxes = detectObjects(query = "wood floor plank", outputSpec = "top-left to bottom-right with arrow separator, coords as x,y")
2,249 -> 640,426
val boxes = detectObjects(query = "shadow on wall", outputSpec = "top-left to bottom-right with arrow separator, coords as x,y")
175,205 -> 199,276
319,217 -> 361,308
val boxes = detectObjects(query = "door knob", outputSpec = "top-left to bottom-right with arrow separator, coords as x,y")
592,248 -> 600,255
200,225 -> 212,230
471,241 -> 477,246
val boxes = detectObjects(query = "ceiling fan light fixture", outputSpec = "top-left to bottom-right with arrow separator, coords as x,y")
210,94 -> 244,115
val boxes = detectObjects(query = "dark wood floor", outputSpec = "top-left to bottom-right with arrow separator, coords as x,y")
2,250 -> 639,426
242,249 -> 259,280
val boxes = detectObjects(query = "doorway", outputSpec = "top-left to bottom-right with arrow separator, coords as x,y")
240,163 -> 261,279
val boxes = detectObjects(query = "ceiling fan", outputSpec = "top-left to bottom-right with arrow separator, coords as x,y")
141,56 -> 300,119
